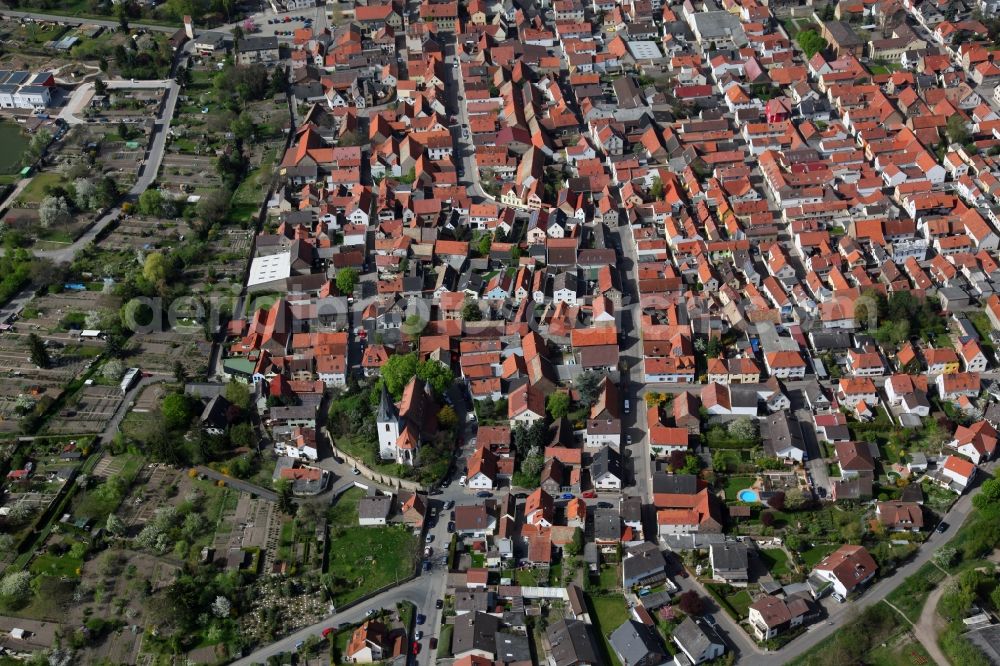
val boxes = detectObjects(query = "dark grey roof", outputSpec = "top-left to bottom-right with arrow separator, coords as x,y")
200,394 -> 232,430
710,542 -> 749,571
964,624 -> 1000,665
623,542 -> 666,582
672,617 -> 721,659
609,620 -> 666,666
377,383 -> 397,423
358,495 -> 393,520
762,413 -> 805,458
652,472 -> 698,495
495,631 -> 531,664
238,35 -> 279,51
594,507 -> 621,542
545,619 -> 602,666
591,446 -> 622,483
621,496 -> 642,524
452,611 -> 500,659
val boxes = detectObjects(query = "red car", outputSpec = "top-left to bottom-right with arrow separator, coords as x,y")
321,627 -> 334,638
581,491 -> 596,499
412,640 -> 421,655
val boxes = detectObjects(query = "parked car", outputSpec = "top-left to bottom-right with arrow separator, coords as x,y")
581,490 -> 596,499
430,637 -> 438,649
444,500 -> 454,510
435,599 -> 443,609
416,614 -> 426,625
352,468 -> 361,476
476,491 -> 492,498
447,522 -> 455,533
412,641 -> 421,655
425,534 -> 434,543
597,501 -> 614,509
415,630 -> 423,640
459,475 -> 467,486
937,521 -> 949,533
561,493 -> 574,500
322,627 -> 334,638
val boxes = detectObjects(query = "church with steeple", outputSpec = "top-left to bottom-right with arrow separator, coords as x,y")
376,376 -> 438,466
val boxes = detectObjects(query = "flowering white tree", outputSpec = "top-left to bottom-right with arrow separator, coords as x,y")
212,595 -> 231,618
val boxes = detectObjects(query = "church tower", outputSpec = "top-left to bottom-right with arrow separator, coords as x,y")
376,383 -> 400,460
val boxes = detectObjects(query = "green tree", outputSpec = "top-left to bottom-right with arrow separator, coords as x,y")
974,478 -> 1000,510
275,478 -> 294,514
946,115 -> 971,146
142,252 -> 168,284
547,392 -> 571,419
196,188 -> 232,231
462,299 -> 483,321
106,513 -> 125,536
417,358 -> 454,398
335,268 -> 359,296
437,405 -> 458,429
224,380 -> 252,411
229,422 -> 254,448
649,176 -> 664,200
679,454 -> 702,475
475,233 -> 492,257
796,30 -> 828,58
575,370 -> 605,407
27,333 -> 50,369
138,189 -> 164,217
379,353 -> 419,398
0,571 -> 32,607
161,393 -> 194,431
232,110 -> 256,142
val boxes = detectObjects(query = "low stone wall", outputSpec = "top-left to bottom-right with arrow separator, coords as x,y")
327,431 -> 426,494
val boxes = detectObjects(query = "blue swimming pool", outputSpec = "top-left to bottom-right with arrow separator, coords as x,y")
737,489 -> 760,503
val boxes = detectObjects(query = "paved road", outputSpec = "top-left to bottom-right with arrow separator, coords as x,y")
0,10 -> 179,32
196,465 -> 278,501
448,40 -> 490,202
36,71 -> 183,264
229,574 -> 441,666
100,374 -> 167,443
735,472 -> 985,665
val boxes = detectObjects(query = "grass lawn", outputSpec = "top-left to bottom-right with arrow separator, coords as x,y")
438,624 -> 454,657
326,488 -> 419,606
0,121 -> 29,175
884,562 -> 947,622
726,588 -> 753,618
799,543 -> 838,568
515,568 -> 539,586
865,636 -> 932,666
759,548 -> 792,577
589,594 -> 630,666
30,551 -> 83,578
16,172 -> 62,204
598,563 -> 620,592
724,476 -> 755,501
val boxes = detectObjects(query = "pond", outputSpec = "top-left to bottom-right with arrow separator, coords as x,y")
0,121 -> 29,174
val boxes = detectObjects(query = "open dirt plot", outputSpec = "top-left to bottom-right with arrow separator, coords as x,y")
99,214 -> 194,253
128,330 -> 208,376
49,385 -> 122,434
